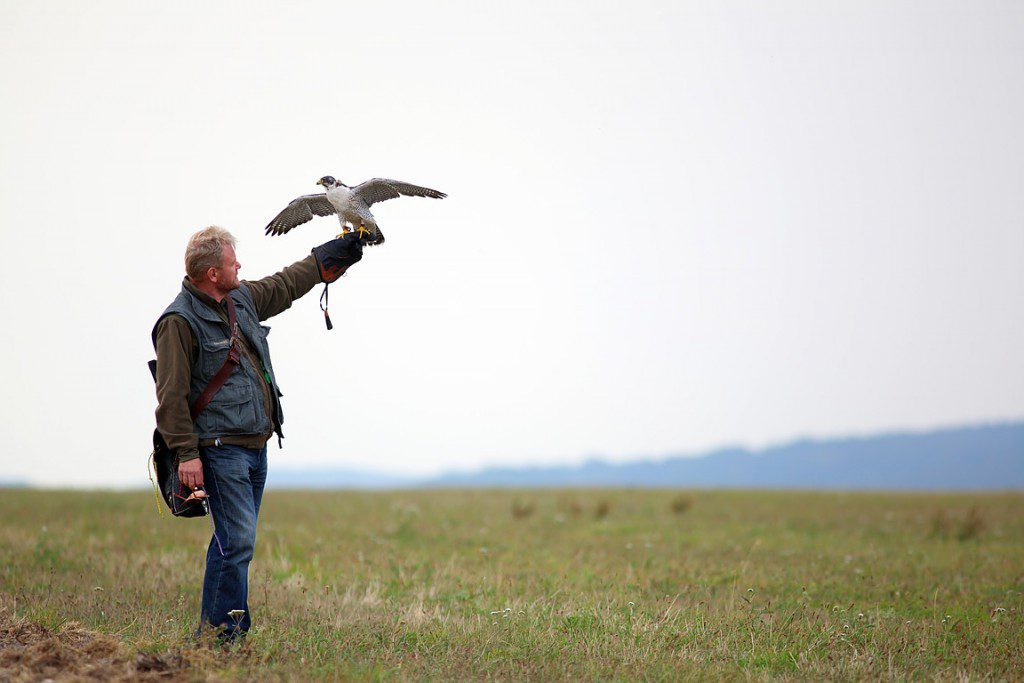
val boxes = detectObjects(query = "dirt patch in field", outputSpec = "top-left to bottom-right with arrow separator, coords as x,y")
0,613 -> 189,681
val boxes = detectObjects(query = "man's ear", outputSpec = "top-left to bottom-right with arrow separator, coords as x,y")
205,266 -> 218,284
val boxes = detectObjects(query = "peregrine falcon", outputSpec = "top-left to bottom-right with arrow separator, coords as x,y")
264,176 -> 447,245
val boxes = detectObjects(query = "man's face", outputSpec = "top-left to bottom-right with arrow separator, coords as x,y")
211,244 -> 241,292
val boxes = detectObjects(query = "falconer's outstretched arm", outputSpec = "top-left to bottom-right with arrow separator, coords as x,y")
245,232 -> 365,321
244,255 -> 322,321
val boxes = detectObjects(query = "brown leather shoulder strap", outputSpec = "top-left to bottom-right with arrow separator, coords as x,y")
189,297 -> 241,421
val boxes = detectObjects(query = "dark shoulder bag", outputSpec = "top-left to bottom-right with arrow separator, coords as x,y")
148,299 -> 241,518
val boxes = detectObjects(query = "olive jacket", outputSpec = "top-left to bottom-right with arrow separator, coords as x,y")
153,255 -> 321,463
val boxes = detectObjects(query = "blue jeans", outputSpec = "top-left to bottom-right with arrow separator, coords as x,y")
198,443 -> 267,640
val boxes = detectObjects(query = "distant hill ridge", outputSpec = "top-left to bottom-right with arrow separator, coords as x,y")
271,421 -> 1024,490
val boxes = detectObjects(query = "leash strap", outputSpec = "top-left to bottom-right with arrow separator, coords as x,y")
189,297 -> 242,421
319,283 -> 333,330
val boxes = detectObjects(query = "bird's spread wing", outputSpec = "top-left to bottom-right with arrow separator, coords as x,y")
265,194 -> 337,236
352,179 -> 447,207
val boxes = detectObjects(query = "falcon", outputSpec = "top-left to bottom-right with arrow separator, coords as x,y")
264,176 -> 447,245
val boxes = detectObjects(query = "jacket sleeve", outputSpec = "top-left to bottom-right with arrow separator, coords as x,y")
154,315 -> 200,464
244,254 -> 322,321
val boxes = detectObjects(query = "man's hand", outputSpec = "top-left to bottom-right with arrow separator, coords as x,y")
178,457 -> 204,491
312,232 -> 364,283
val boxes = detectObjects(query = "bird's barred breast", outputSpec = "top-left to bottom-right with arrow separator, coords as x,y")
325,185 -> 354,212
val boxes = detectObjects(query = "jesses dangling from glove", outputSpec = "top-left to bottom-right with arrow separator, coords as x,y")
311,232 -> 366,330
312,231 -> 365,283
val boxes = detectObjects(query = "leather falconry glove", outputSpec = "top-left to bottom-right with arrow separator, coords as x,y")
312,232 -> 365,330
313,231 -> 364,282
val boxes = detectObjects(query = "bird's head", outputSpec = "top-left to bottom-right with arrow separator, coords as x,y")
316,176 -> 337,188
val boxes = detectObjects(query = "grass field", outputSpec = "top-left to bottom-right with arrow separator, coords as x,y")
1,488 -> 1022,680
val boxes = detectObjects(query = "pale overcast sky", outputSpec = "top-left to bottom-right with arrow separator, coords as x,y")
0,1 -> 1021,487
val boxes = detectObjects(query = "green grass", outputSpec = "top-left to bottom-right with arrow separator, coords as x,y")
1,489 -> 1022,679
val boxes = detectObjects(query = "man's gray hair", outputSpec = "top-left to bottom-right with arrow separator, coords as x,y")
185,226 -> 236,281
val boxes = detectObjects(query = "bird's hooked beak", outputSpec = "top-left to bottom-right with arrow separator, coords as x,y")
316,179 -> 326,187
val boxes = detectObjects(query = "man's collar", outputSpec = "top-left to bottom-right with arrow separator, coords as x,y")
183,277 -> 228,310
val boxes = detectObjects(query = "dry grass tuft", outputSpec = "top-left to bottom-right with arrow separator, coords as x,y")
670,494 -> 694,515
957,506 -> 985,541
930,506 -> 986,541
511,499 -> 536,519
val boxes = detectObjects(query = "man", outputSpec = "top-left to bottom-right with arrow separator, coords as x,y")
152,226 -> 363,642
